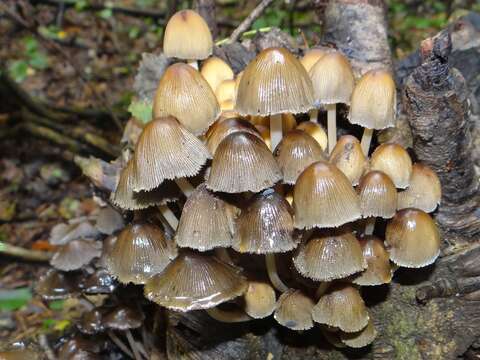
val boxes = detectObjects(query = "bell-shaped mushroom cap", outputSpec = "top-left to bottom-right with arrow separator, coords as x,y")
385,208 -> 441,268
50,239 -> 102,272
234,189 -> 298,253
357,170 -> 397,219
244,281 -> 276,319
103,223 -> 177,284
200,56 -> 234,92
293,232 -> 366,281
329,135 -> 368,186
175,184 -> 239,251
340,319 -> 377,348
163,9 -> 213,60
206,132 -> 282,193
206,118 -> 261,155
312,283 -> 369,333
95,206 -> 124,235
296,121 -> 328,151
370,143 -> 412,189
274,289 -> 315,330
293,161 -> 361,229
215,79 -> 236,103
300,48 -> 327,72
309,52 -> 355,105
111,159 -> 179,210
103,306 -> 145,330
36,269 -> 78,300
352,236 -> 392,286
235,47 -> 314,116
133,117 -> 211,192
274,130 -> 327,185
153,63 -> 220,136
398,163 -> 441,212
144,252 -> 248,311
348,69 -> 396,129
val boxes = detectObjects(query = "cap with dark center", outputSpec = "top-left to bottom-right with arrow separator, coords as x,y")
206,132 -> 282,193
385,208 -> 441,268
175,183 -> 239,251
152,63 -> 220,136
243,281 -> 276,319
94,206 -> 124,235
329,135 -> 368,186
206,118 -> 261,155
133,116 -> 211,192
370,143 -> 412,189
36,269 -> 78,300
340,319 -> 377,348
200,56 -> 234,93
300,48 -> 327,72
296,121 -> 328,151
78,268 -> 117,295
50,239 -> 102,272
274,129 -> 327,185
357,170 -> 397,219
144,252 -> 248,311
293,232 -> 366,281
293,161 -> 361,229
103,306 -> 145,330
352,236 -> 392,286
312,283 -> 369,333
274,289 -> 315,331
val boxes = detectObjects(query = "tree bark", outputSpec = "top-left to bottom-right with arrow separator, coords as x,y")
195,0 -> 218,39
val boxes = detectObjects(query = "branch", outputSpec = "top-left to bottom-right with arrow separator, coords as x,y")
228,0 -> 275,43
0,241 -> 52,261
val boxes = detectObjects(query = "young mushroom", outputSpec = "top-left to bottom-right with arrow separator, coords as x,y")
340,319 -> 377,348
50,239 -> 102,272
370,143 -> 413,189
329,135 -> 368,186
274,289 -> 315,331
243,281 -> 277,319
352,236 -> 393,286
200,56 -> 234,93
296,121 -> 328,152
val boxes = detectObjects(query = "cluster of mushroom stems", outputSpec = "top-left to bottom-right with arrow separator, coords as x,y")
103,9 -> 442,349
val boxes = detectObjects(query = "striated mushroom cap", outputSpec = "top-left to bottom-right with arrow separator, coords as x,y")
206,117 -> 261,155
329,135 -> 368,186
296,121 -> 328,151
357,170 -> 397,219
243,281 -> 276,319
300,48 -> 328,72
370,143 -> 412,189
340,319 -> 377,348
50,239 -> 102,272
352,236 -> 392,286
274,289 -> 315,331
398,163 -> 441,212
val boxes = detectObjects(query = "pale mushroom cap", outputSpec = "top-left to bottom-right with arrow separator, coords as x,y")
340,319 -> 377,348
385,208 -> 441,268
398,163 -> 442,212
95,206 -> 124,235
296,121 -> 328,151
200,56 -> 234,92
370,143 -> 412,189
349,69 -> 396,129
244,281 -> 276,319
233,188 -> 298,254
274,289 -> 315,330
293,161 -> 361,229
293,232 -> 366,281
163,9 -> 213,60
357,170 -> 398,219
144,252 -> 248,311
206,117 -> 261,155
235,47 -> 314,116
309,52 -> 355,105
300,48 -> 328,72
329,135 -> 368,186
220,99 -> 235,112
352,236 -> 392,286
133,117 -> 211,192
312,283 -> 369,333
153,63 -> 220,136
50,240 -> 102,272
206,131 -> 282,193
215,79 -> 236,103
175,184 -> 239,251
249,113 -> 297,133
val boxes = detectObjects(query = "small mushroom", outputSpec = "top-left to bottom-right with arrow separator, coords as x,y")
94,206 -> 124,235
79,268 -> 117,295
103,306 -> 145,331
296,121 -> 328,151
206,118 -> 262,155
200,56 -> 234,93
215,79 -> 236,104
300,48 -> 327,73
274,289 -> 315,331
352,236 -> 393,286
329,135 -> 368,186
50,239 -> 102,272
243,281 -> 276,319
370,143 -> 413,189
340,319 -> 377,348
36,269 -> 79,300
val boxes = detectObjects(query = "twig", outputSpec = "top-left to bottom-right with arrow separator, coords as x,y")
0,241 -> 52,261
39,333 -> 56,360
228,0 -> 275,43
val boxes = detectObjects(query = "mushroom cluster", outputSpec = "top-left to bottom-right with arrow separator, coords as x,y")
100,9 -> 442,349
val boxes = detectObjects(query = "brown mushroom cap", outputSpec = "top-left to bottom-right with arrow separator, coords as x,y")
95,206 -> 124,235
300,48 -> 328,72
103,306 -> 145,330
296,121 -> 328,151
36,269 -> 78,300
293,161 -> 361,229
50,239 -> 102,272
200,56 -> 234,93
206,131 -> 282,193
244,281 -> 276,319
206,118 -> 261,155
370,143 -> 412,189
274,289 -> 315,330
340,319 -> 377,348
274,130 -> 327,185
357,170 -> 397,219
235,47 -> 314,116
385,208 -> 441,268
144,252 -> 248,311
329,135 -> 368,186
352,236 -> 392,286
215,79 -> 236,104
175,183 -> 239,251
312,283 -> 369,333
293,232 -> 366,281
233,188 -> 298,254
163,9 -> 213,60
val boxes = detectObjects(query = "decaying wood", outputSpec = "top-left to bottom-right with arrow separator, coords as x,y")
195,0 -> 219,39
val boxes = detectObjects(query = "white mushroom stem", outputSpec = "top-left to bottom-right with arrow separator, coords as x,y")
175,178 -> 195,198
364,217 -> 376,236
215,248 -> 234,265
187,59 -> 199,70
107,331 -> 134,358
309,109 -> 318,122
158,204 -> 179,230
206,307 -> 252,323
326,103 -> 337,154
125,330 -> 142,360
270,113 -> 283,151
265,253 -> 289,293
360,127 -> 374,156
315,281 -> 331,299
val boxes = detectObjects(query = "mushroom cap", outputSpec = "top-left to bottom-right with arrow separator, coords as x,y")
274,289 -> 315,330
50,239 -> 102,272
235,47 -> 314,116
274,129 -> 327,185
103,223 -> 177,284
349,69 -> 396,129
352,236 -> 392,286
385,208 -> 441,268
293,161 -> 361,229
329,135 -> 368,186
309,51 -> 355,105
95,206 -> 124,235
215,79 -> 236,104
243,281 -> 276,319
175,184 -> 239,251
300,48 -> 328,72
153,63 -> 220,136
103,306 -> 145,330
340,319 -> 377,348
312,283 -> 369,333
370,143 -> 412,189
293,232 -> 366,281
206,117 -> 261,155
233,188 -> 299,254
398,163 -> 442,212
133,117 -> 211,192
163,9 -> 213,60
200,56 -> 234,92
357,170 -> 397,219
144,252 -> 248,311
249,113 -> 297,133
206,131 -> 282,193
36,269 -> 78,300
296,121 -> 328,151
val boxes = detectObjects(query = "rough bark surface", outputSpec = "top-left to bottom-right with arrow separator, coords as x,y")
194,0 -> 218,40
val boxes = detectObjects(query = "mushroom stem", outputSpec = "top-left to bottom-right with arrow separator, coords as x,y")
360,127 -> 374,156
215,247 -> 234,264
327,103 -> 337,153
175,178 -> 195,198
309,109 -> 318,122
265,253 -> 289,292
158,204 -> 179,230
187,59 -> 199,70
206,307 -> 252,323
315,281 -> 331,299
108,331 -> 134,358
270,113 -> 283,151
364,217 -> 376,235
125,330 -> 142,360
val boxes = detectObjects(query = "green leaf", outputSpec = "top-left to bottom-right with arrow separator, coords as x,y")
8,60 -> 29,82
0,288 -> 32,311
23,36 -> 38,54
48,300 -> 64,311
128,99 -> 153,124
29,53 -> 49,70
98,8 -> 113,19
